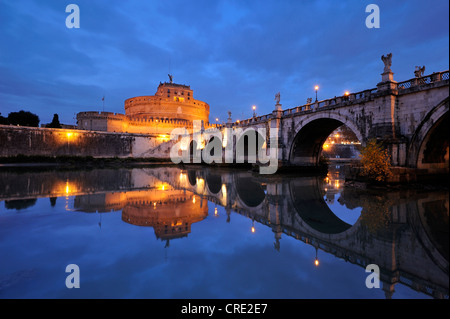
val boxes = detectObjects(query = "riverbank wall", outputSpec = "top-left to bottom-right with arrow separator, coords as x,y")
0,125 -> 173,159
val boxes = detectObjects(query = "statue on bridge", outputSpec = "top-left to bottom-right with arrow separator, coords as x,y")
168,74 -> 173,83
274,92 -> 282,111
275,92 -> 281,105
414,66 -> 425,78
381,53 -> 392,73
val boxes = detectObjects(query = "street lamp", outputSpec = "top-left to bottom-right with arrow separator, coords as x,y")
314,85 -> 319,102
344,91 -> 350,101
252,105 -> 256,117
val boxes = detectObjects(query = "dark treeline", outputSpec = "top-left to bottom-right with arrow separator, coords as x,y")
0,110 -> 40,127
0,111 -> 61,128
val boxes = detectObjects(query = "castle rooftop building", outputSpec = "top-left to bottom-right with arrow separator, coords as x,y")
76,77 -> 211,135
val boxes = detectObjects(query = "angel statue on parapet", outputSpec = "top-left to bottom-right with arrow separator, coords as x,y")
275,92 -> 281,104
414,66 -> 425,78
381,53 -> 392,73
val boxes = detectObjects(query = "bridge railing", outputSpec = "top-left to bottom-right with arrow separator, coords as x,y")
396,70 -> 449,91
232,70 -> 448,127
280,86 -> 378,117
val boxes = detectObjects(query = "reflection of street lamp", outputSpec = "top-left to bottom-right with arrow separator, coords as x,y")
252,105 -> 256,117
251,220 -> 255,233
314,247 -> 319,266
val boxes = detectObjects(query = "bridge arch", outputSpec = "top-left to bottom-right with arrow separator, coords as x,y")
288,113 -> 364,166
407,97 -> 449,170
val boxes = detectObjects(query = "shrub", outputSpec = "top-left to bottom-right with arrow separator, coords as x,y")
359,139 -> 392,182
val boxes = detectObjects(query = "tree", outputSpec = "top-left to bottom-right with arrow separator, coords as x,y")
47,113 -> 62,128
0,113 -> 8,125
359,139 -> 392,182
7,110 -> 40,127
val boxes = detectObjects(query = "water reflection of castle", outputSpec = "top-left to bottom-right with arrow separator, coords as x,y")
74,185 -> 208,245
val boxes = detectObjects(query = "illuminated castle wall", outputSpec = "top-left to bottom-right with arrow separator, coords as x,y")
77,81 -> 210,135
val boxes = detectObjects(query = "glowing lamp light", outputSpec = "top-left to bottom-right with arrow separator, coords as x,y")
157,134 -> 170,142
314,85 -> 319,91
251,226 -> 255,233
314,259 -> 320,266
344,91 -> 350,96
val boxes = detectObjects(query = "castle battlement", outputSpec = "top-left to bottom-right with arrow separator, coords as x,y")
76,79 -> 210,135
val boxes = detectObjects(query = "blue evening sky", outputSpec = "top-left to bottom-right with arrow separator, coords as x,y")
0,0 -> 448,125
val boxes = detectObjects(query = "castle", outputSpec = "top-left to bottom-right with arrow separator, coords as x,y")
76,76 -> 212,135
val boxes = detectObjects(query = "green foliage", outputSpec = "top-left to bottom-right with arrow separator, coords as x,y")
47,114 -> 62,128
359,139 -> 392,182
7,110 -> 40,127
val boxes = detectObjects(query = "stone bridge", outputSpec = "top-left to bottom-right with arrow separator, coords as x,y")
180,64 -> 449,175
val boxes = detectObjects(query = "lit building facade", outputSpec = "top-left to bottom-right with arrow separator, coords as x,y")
76,80 -> 211,135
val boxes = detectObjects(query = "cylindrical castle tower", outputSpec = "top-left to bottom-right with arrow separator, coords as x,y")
124,81 -> 209,123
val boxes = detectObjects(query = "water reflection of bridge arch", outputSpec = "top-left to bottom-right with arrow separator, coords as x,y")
413,192 -> 449,275
176,167 -> 360,237
285,176 -> 362,239
205,172 -> 222,194
234,175 -> 266,210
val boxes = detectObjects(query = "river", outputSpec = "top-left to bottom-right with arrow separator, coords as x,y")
0,164 -> 448,299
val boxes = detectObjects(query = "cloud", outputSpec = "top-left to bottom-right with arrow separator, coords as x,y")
0,0 -> 448,123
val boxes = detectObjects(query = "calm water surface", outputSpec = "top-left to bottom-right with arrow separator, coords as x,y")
0,165 -> 448,299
